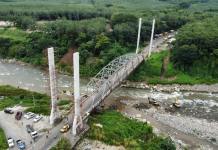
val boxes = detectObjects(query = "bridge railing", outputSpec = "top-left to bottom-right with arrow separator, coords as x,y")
80,52 -> 146,119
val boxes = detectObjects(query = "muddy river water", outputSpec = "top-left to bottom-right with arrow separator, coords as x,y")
0,60 -> 218,149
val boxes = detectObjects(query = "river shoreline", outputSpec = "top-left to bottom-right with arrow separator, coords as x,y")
121,81 -> 218,93
2,58 -> 218,94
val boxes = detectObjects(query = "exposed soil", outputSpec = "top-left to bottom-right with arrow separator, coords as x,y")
60,48 -> 76,65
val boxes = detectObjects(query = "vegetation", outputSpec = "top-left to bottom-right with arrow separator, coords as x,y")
0,128 -> 7,150
129,51 -> 218,84
86,111 -> 176,150
172,17 -> 218,79
0,0 -> 218,82
50,138 -> 72,150
0,85 -> 50,115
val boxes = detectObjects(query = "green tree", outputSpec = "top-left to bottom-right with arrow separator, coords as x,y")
14,16 -> 36,30
111,13 -> 137,25
95,34 -> 110,55
113,23 -> 137,44
172,17 -> 218,77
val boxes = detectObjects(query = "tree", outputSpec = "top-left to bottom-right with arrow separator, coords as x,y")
95,34 -> 110,55
111,13 -> 137,25
14,16 -> 36,30
172,17 -> 218,77
179,2 -> 191,9
0,37 -> 11,57
101,43 -> 128,64
113,23 -> 137,44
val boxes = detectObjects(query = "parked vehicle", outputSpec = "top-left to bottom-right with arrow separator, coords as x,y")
4,108 -> 14,114
24,112 -> 35,120
15,111 -> 23,120
26,125 -> 38,139
26,124 -> 34,133
16,140 -> 25,150
31,131 -> 38,139
60,124 -> 70,133
33,115 -> 42,123
7,137 -> 14,148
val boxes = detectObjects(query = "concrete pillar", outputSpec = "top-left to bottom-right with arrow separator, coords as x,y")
72,52 -> 83,135
149,19 -> 155,57
47,47 -> 59,125
136,18 -> 142,54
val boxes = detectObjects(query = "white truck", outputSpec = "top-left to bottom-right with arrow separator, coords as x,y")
7,138 -> 15,148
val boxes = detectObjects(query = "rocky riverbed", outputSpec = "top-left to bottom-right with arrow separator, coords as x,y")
153,112 -> 218,145
122,81 -> 218,93
98,86 -> 218,150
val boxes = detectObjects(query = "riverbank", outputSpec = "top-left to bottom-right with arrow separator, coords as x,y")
82,110 -> 176,150
128,51 -> 218,85
103,95 -> 218,149
122,81 -> 218,93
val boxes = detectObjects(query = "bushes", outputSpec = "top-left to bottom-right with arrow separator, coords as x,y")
86,110 -> 175,150
13,16 -> 36,30
0,128 -> 7,150
50,138 -> 71,150
145,137 -> 176,150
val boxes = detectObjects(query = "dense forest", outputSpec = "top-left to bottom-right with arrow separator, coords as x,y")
0,0 -> 218,81
172,17 -> 218,78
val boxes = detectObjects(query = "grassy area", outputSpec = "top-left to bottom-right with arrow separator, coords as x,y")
0,28 -> 27,42
0,128 -> 8,150
50,138 -> 71,150
86,111 -> 175,150
0,85 -> 50,115
129,50 -> 218,85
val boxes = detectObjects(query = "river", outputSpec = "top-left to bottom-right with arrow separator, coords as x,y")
0,60 -> 218,149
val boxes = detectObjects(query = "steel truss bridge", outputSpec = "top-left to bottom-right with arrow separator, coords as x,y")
77,33 -> 166,124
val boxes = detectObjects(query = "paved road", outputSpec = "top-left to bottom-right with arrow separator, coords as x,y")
30,113 -> 74,150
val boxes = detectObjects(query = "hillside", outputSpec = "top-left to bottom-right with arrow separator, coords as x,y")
0,0 -> 218,82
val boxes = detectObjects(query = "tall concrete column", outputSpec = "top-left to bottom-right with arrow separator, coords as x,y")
149,19 -> 156,57
47,47 -> 59,125
136,18 -> 142,54
72,52 -> 83,135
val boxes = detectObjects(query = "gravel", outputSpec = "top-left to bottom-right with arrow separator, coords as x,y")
153,112 -> 218,145
122,82 -> 218,93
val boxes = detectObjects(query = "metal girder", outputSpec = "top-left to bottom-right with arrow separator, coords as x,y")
86,53 -> 137,94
